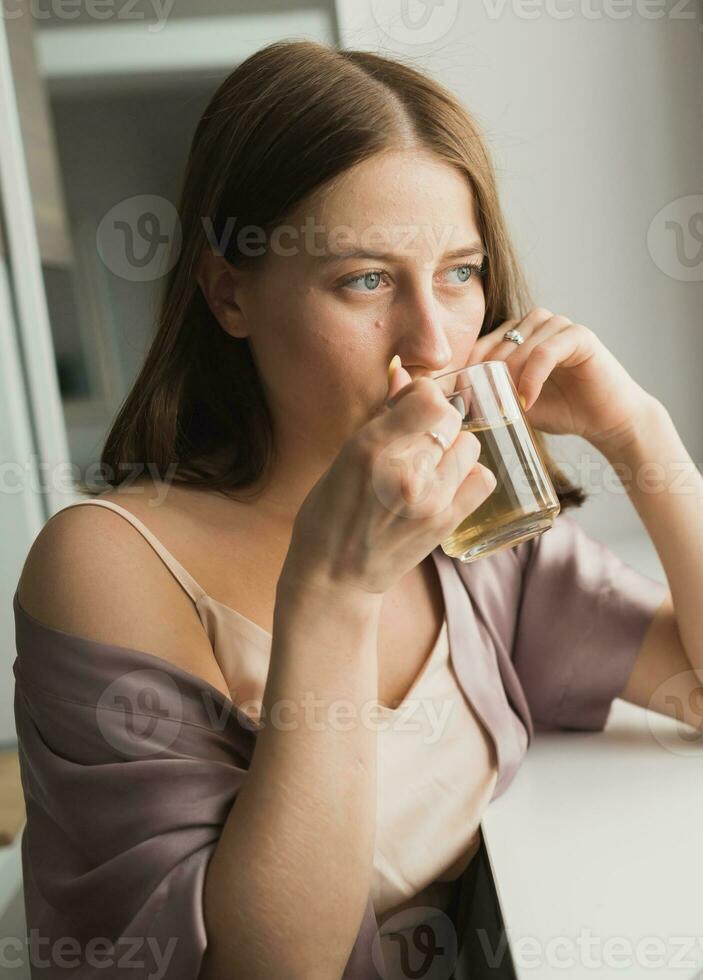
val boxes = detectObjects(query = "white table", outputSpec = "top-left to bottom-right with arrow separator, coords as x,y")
481,698 -> 703,979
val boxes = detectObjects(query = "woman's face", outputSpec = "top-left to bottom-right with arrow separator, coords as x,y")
201,148 -> 487,462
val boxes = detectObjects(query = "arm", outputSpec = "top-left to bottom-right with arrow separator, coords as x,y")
592,396 -> 703,732
199,570 -> 382,980
18,506 -> 382,980
470,307 -> 703,734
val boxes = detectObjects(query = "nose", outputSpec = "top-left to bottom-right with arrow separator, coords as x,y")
393,297 -> 454,377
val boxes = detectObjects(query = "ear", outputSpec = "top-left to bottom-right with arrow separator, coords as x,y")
197,248 -> 249,339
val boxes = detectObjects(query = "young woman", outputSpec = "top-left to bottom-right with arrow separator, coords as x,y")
13,39 -> 701,980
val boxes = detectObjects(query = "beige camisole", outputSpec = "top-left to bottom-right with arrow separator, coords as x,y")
64,499 -> 499,929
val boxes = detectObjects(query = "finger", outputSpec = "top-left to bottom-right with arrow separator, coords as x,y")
466,319 -> 530,368
494,317 -> 572,392
436,430 -> 496,515
471,308 -> 557,364
397,426 -> 484,520
387,355 -> 413,403
514,325 -> 583,408
379,383 -> 465,487
396,425 -> 478,513
465,326 -> 508,367
451,462 -> 498,528
387,374 -> 463,426
436,426 -> 481,488
402,396 -> 464,455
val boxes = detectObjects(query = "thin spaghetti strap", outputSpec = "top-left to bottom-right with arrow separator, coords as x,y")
55,499 -> 207,605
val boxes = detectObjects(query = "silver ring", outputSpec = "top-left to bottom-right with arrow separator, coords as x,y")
503,328 -> 525,345
426,430 -> 451,453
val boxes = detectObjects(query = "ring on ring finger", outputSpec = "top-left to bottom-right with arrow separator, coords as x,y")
502,327 -> 525,346
426,430 -> 452,453
414,428 -> 453,469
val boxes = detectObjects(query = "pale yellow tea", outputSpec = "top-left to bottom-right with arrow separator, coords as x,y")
441,415 -> 561,562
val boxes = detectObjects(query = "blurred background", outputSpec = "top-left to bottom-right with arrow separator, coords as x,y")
0,0 -> 701,955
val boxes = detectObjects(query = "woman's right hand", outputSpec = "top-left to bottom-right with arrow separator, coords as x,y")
282,360 -> 498,597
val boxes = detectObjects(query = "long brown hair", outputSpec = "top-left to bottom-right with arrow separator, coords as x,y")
88,40 -> 585,510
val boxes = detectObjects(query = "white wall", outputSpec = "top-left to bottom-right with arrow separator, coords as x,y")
335,1 -> 703,560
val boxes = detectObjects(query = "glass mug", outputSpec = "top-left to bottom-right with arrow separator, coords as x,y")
430,360 -> 561,563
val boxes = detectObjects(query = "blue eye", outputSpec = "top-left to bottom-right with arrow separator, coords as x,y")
446,262 -> 483,284
448,264 -> 471,283
339,260 -> 485,293
343,271 -> 384,292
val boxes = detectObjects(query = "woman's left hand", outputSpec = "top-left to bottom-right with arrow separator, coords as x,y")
466,307 -> 656,453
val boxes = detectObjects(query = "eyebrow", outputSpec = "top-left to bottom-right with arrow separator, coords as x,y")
314,241 -> 488,265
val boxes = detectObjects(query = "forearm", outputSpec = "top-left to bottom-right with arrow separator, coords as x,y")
593,395 -> 703,678
200,575 -> 382,980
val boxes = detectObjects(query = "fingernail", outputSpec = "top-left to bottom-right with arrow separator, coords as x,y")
387,354 -> 401,388
519,394 -> 528,410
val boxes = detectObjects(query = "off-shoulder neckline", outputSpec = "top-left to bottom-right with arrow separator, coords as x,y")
12,586 -> 260,725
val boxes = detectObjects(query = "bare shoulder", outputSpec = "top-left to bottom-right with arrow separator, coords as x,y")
17,489 -> 231,700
